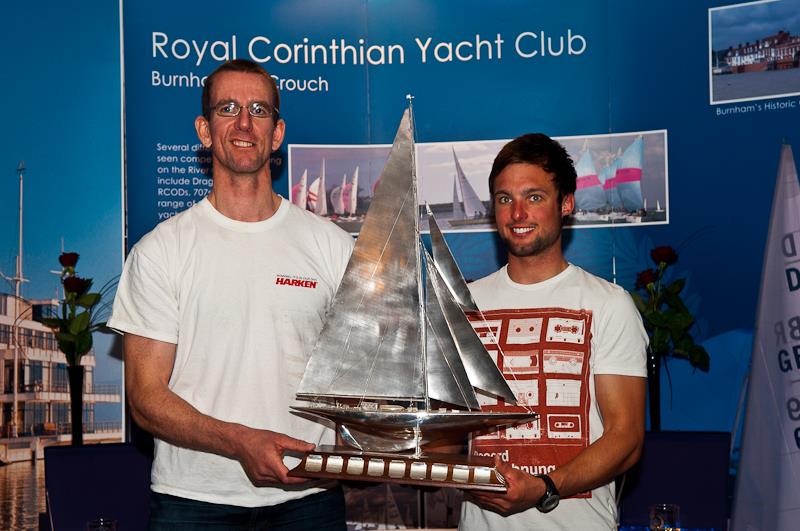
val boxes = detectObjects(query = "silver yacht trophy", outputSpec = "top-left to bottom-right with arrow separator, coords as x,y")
289,100 -> 536,491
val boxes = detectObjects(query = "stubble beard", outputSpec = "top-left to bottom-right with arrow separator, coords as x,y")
503,227 -> 561,258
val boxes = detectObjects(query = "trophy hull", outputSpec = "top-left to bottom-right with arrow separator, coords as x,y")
291,405 -> 536,452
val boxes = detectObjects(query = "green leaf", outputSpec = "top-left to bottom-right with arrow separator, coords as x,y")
69,311 -> 91,335
56,331 -> 76,342
77,293 -> 101,308
662,290 -> 689,314
652,326 -> 670,354
689,345 -> 710,372
674,335 -> 695,354
648,312 -> 669,327
665,278 -> 686,296
662,309 -> 694,339
75,330 -> 93,356
57,338 -> 76,358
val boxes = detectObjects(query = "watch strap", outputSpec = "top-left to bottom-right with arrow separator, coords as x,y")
534,473 -> 560,512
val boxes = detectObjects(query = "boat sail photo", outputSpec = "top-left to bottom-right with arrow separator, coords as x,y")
289,100 -> 535,490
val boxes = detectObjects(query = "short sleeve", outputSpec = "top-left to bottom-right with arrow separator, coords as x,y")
592,288 -> 648,377
107,245 -> 179,344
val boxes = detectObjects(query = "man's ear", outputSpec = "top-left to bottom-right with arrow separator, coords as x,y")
271,119 -> 286,152
195,115 -> 212,147
561,193 -> 575,217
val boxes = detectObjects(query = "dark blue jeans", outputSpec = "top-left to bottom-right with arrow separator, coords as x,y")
149,487 -> 346,530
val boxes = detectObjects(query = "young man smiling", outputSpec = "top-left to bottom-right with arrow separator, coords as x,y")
109,60 -> 353,530
459,134 -> 647,530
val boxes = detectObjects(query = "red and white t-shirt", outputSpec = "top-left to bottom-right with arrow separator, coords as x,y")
461,264 -> 647,531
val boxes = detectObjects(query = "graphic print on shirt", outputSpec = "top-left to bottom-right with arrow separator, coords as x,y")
468,307 -> 593,498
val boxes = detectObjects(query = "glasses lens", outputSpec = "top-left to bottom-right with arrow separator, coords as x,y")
216,101 -> 240,117
247,102 -> 273,118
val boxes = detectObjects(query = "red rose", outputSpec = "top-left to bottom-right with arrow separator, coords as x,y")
650,246 -> 678,265
59,252 -> 79,267
636,268 -> 657,289
63,276 -> 91,295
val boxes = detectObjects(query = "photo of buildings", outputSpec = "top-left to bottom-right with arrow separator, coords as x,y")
710,0 -> 800,103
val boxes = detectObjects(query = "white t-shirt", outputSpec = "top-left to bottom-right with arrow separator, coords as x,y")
460,264 -> 647,531
108,197 -> 354,507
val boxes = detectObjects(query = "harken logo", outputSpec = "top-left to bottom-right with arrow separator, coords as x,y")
275,274 -> 318,289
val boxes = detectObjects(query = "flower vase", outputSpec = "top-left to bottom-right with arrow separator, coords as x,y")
647,349 -> 661,431
67,365 -> 84,446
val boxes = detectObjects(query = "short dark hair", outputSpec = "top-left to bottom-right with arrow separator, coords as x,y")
488,133 -> 577,201
201,59 -> 280,120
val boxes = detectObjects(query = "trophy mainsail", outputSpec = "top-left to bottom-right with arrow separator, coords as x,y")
297,107 -> 424,402
295,103 -> 530,452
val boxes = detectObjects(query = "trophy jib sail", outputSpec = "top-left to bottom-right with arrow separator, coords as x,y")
289,99 -> 536,491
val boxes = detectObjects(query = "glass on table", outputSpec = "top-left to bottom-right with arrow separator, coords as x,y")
649,503 -> 680,531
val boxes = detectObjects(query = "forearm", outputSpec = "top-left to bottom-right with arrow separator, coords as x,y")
548,422 -> 643,497
551,374 -> 646,497
124,332 -> 251,462
128,381 -> 248,461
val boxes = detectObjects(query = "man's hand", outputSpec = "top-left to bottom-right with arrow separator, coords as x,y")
234,427 -> 316,486
465,457 -> 546,516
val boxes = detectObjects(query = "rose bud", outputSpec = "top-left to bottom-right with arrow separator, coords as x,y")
636,268 -> 657,289
58,252 -> 79,268
63,276 -> 91,295
650,246 -> 678,265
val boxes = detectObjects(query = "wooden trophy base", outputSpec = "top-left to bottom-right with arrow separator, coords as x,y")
288,445 -> 506,491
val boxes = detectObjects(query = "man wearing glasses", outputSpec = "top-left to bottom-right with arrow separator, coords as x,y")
109,60 -> 353,530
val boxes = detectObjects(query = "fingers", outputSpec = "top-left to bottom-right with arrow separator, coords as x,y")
494,456 -> 516,480
464,491 -> 510,515
274,432 -> 316,453
242,430 -> 316,486
462,457 -> 538,516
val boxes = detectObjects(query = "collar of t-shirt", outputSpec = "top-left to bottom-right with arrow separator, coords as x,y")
199,195 -> 288,233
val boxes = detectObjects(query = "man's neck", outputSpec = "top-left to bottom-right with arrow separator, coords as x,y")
506,244 -> 569,285
208,170 -> 279,222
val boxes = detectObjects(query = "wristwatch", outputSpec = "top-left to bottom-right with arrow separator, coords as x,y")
534,474 -> 560,513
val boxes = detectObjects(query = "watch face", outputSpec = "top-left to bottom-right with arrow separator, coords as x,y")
540,494 -> 560,513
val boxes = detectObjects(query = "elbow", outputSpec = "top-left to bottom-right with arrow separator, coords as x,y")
127,399 -> 148,430
126,386 -> 159,434
628,436 -> 644,469
621,430 -> 645,473
126,393 -> 148,430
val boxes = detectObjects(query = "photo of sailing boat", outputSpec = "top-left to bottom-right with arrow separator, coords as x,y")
416,140 -> 495,233
288,144 -> 391,233
558,130 -> 668,227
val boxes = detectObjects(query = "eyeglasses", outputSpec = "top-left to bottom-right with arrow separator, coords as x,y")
212,100 -> 280,119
